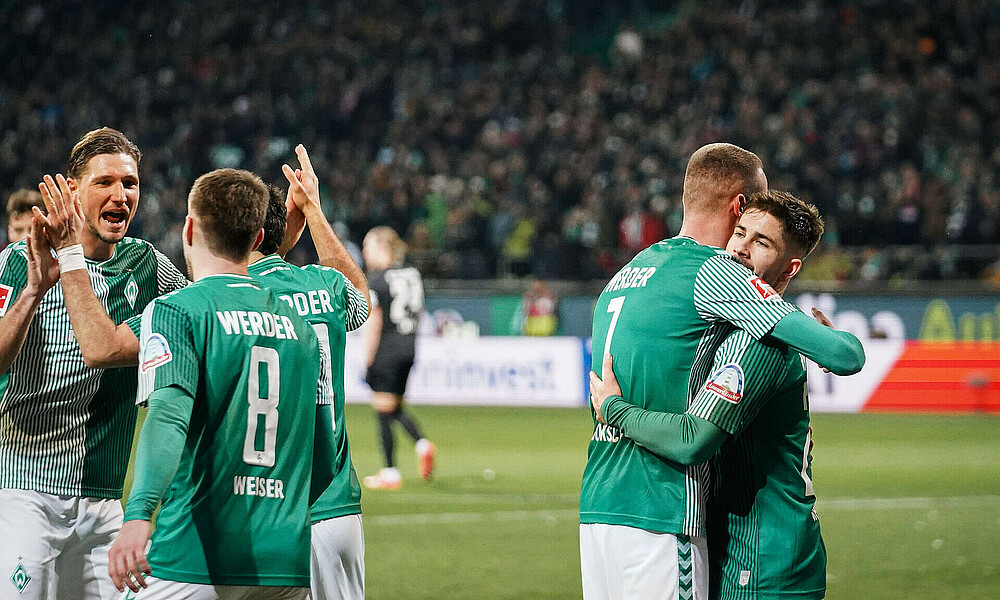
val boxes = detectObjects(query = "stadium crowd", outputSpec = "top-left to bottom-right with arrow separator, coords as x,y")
2,0 -> 999,282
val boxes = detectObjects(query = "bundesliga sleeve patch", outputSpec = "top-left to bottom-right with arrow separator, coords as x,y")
747,276 -> 780,301
705,363 -> 744,404
140,333 -> 173,372
0,283 -> 13,316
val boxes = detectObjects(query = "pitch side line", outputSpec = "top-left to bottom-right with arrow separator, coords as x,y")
374,492 -> 580,505
366,495 -> 1000,527
817,495 -> 1000,510
370,508 -> 580,526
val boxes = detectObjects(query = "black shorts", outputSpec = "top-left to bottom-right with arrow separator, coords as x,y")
366,348 -> 415,396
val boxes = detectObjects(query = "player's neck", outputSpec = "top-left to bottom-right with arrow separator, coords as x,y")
81,229 -> 115,261
187,247 -> 250,281
677,214 -> 736,249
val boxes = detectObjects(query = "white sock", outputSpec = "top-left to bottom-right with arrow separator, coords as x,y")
415,438 -> 433,456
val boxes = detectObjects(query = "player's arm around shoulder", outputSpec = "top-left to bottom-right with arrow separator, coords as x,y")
694,253 -> 864,375
770,309 -> 865,375
692,253 -> 798,339
590,353 -> 728,466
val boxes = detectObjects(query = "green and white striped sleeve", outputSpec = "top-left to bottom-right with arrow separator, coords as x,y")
305,264 -> 369,331
342,277 -> 369,332
0,244 -> 28,317
137,299 -> 199,406
153,247 -> 189,295
692,253 -> 798,340
688,329 -> 788,435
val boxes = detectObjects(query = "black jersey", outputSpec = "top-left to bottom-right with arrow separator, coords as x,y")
368,264 -> 424,355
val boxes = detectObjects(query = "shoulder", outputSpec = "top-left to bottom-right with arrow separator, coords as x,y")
368,269 -> 388,292
719,329 -> 792,376
151,277 -> 223,312
149,286 -> 195,312
700,249 -> 749,271
300,263 -> 347,287
249,256 -> 292,277
0,241 -> 28,262
694,252 -> 760,290
0,243 -> 28,292
386,265 -> 423,282
107,237 -> 163,267
116,237 -> 156,256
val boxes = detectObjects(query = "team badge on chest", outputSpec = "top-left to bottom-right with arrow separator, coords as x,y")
125,277 -> 138,309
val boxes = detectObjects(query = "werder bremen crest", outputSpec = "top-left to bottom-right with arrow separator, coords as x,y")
125,276 -> 138,309
10,560 -> 30,594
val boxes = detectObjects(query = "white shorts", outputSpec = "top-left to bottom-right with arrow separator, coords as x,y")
580,523 -> 709,600
121,577 -> 308,600
0,488 -> 123,600
310,514 -> 365,600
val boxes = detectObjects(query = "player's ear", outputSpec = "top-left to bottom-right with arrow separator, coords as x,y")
183,216 -> 193,246
251,228 -> 264,252
732,194 -> 746,217
782,257 -> 802,283
67,178 -> 78,192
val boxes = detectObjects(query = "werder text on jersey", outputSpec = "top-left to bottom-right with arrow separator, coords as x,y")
216,310 -> 300,340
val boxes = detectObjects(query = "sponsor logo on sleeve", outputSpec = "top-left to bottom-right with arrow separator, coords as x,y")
747,276 -> 780,301
0,284 -> 14,316
705,363 -> 744,404
140,333 -> 172,372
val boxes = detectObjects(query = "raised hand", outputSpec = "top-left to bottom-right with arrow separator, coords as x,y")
281,144 -> 322,214
36,174 -> 85,250
25,217 -> 60,293
279,189 -> 307,257
811,307 -> 833,328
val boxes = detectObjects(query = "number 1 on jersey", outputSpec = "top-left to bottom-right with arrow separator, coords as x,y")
311,323 -> 336,431
603,296 -> 625,357
244,346 -> 280,467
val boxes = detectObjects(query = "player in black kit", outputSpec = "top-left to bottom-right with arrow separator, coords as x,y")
361,226 -> 435,489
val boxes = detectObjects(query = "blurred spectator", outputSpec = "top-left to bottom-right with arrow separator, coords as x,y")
5,189 -> 45,245
2,0 -> 999,280
517,278 -> 559,336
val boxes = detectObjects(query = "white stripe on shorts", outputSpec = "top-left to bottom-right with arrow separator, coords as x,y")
579,523 -> 708,600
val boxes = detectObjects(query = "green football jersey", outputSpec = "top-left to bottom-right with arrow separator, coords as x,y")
580,237 -> 798,537
688,331 -> 825,600
136,274 -> 330,587
0,238 -> 186,498
248,254 -> 368,522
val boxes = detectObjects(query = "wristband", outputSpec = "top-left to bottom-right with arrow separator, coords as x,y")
56,244 -> 87,273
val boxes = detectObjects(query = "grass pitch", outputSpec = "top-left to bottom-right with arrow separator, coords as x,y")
128,407 -> 1000,599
